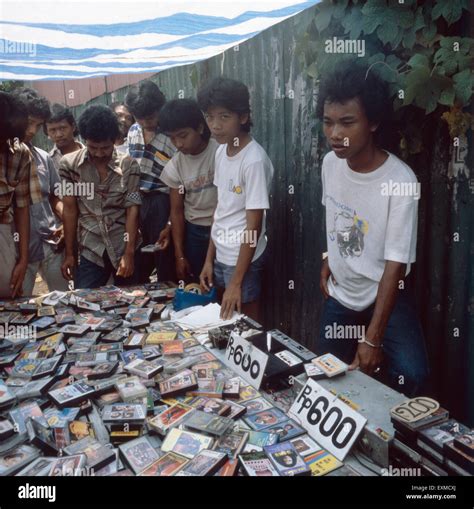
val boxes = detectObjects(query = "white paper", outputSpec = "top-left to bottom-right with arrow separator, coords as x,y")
175,303 -> 242,330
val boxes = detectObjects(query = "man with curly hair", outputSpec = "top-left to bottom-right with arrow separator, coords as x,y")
316,61 -> 428,396
59,104 -> 142,288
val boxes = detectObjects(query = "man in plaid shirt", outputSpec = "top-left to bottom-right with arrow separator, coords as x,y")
126,80 -> 176,283
60,105 -> 142,288
0,92 -> 42,297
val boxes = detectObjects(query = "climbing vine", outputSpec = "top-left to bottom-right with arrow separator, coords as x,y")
296,0 -> 473,156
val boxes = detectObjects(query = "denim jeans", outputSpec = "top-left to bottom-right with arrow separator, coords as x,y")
317,286 -> 429,397
75,251 -> 140,289
185,221 -> 211,282
213,250 -> 267,304
138,191 -> 175,283
23,242 -> 69,296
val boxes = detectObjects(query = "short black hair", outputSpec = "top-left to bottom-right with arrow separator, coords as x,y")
0,91 -> 29,142
316,61 -> 392,142
78,104 -> 119,142
110,101 -> 125,111
45,103 -> 78,135
158,99 -> 211,141
197,77 -> 252,132
14,87 -> 51,121
125,80 -> 166,118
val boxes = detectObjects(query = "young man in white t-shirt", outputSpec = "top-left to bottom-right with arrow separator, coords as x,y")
317,62 -> 429,397
197,78 -> 274,321
159,99 -> 218,283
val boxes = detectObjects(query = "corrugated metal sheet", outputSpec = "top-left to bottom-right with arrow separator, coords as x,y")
27,72 -> 157,105
31,5 -> 473,426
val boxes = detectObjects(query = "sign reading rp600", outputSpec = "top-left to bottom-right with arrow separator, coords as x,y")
226,333 -> 268,390
289,379 -> 367,461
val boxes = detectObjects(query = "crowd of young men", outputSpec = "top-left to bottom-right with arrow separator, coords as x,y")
0,63 -> 429,395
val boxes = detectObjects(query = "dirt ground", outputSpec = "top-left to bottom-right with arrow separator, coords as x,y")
31,274 -> 49,298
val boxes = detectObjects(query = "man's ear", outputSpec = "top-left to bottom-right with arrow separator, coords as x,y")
239,113 -> 249,126
369,122 -> 379,133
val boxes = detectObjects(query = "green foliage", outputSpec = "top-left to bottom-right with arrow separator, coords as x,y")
0,80 -> 24,93
297,0 -> 473,152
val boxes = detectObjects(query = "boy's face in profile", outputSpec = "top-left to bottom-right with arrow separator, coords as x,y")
204,106 -> 248,145
136,111 -> 160,132
167,127 -> 204,155
4,114 -> 28,144
322,97 -> 378,160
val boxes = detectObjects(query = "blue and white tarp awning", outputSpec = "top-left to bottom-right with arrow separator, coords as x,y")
0,0 -> 319,81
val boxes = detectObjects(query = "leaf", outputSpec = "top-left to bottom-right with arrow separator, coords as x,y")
391,28 -> 404,49
432,1 -> 463,25
361,0 -> 385,17
408,54 -> 430,69
402,26 -> 417,50
438,87 -> 455,106
362,14 -> 382,35
422,22 -> 437,42
314,2 -> 336,32
396,9 -> 415,29
434,40 -> 474,76
377,23 -> 399,46
341,8 -> 364,39
386,54 -> 403,70
404,65 -> 431,105
453,69 -> 474,104
333,0 -> 349,19
413,7 -> 426,32
368,52 -> 386,65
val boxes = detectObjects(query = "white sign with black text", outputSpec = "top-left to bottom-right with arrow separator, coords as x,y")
226,332 -> 269,390
289,378 -> 367,461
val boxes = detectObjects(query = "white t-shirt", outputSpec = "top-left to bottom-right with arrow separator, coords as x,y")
160,139 -> 218,226
321,150 -> 419,311
212,139 -> 274,266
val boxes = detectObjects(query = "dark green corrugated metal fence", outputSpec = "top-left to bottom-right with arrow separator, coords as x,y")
34,5 -> 473,426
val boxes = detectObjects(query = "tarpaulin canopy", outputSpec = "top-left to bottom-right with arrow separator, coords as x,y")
0,0 -> 320,81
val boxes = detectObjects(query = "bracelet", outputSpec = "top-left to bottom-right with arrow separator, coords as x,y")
358,336 -> 383,348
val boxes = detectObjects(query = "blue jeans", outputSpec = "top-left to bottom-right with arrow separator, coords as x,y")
317,286 -> 429,397
138,192 -> 175,283
213,250 -> 266,304
185,221 -> 211,283
75,252 -> 140,289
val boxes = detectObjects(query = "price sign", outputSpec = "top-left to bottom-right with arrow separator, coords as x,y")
225,332 -> 268,390
390,397 -> 439,423
288,378 -> 367,461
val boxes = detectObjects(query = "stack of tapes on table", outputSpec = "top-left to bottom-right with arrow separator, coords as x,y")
390,401 -> 473,476
0,284 -> 360,477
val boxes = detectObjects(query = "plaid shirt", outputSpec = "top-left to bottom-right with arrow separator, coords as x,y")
59,148 -> 142,269
49,141 -> 85,170
127,123 -> 176,193
0,139 -> 42,224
